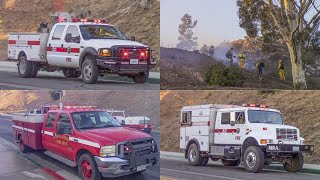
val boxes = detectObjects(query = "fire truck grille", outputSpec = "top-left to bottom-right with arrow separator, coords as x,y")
276,128 -> 298,140
117,138 -> 157,159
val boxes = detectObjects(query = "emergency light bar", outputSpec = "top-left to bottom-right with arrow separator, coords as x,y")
72,18 -> 106,24
63,106 -> 97,110
243,104 -> 269,108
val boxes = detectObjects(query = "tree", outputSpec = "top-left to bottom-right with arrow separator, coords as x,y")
176,14 -> 198,51
200,44 -> 209,55
237,0 -> 320,89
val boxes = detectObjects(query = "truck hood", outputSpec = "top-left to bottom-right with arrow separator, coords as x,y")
83,39 -> 147,49
78,127 -> 151,146
250,123 -> 298,130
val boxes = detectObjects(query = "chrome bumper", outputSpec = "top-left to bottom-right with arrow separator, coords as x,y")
94,156 -> 153,178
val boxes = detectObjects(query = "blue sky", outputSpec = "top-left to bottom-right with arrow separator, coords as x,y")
160,0 -> 247,48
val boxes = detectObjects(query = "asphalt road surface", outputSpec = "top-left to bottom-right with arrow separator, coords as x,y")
160,158 -> 320,180
0,115 -> 160,180
0,71 -> 159,90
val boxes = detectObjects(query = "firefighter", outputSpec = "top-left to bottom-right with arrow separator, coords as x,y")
256,61 -> 265,78
278,60 -> 285,80
238,51 -> 246,69
226,48 -> 234,65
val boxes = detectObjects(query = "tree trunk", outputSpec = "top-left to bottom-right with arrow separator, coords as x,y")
286,42 -> 307,90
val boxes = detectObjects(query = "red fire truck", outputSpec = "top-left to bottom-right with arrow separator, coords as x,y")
12,105 -> 158,179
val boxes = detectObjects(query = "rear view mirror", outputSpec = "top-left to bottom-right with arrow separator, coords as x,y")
230,121 -> 235,126
121,120 -> 126,126
130,36 -> 136,41
65,33 -> 72,43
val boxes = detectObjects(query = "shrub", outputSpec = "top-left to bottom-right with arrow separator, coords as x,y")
205,64 -> 245,87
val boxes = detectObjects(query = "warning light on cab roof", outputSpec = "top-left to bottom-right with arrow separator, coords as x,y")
242,104 -> 269,108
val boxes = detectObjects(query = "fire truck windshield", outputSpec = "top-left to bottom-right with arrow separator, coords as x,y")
248,110 -> 283,125
71,111 -> 122,130
80,25 -> 126,40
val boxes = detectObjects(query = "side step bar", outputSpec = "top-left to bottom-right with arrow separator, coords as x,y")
44,151 -> 77,167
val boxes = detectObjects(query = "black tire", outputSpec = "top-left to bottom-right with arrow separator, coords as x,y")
221,159 -> 241,166
30,62 -> 39,78
18,135 -> 29,153
283,153 -> 304,173
187,143 -> 204,166
81,58 -> 99,84
78,153 -> 102,180
243,146 -> 265,173
132,73 -> 149,84
18,56 -> 33,78
201,157 -> 209,166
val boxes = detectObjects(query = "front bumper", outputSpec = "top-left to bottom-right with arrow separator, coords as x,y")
266,144 -> 314,153
97,58 -> 156,75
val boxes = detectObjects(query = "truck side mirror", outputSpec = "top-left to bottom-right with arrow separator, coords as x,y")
121,120 -> 126,126
130,36 -> 136,41
230,120 -> 235,126
65,33 -> 72,43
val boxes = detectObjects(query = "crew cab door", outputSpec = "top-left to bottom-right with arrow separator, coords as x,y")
230,111 -> 247,143
54,112 -> 76,159
63,25 -> 82,68
42,112 -> 58,151
180,111 -> 192,149
214,111 -> 236,144
47,25 -> 68,67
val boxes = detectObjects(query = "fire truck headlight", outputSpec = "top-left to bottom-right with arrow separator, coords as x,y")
99,48 -> 111,57
278,140 -> 283,144
99,145 -> 116,157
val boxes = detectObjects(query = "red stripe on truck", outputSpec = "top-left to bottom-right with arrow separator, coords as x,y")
28,41 -> 41,45
8,40 -> 16,44
214,129 -> 237,133
47,47 -> 80,53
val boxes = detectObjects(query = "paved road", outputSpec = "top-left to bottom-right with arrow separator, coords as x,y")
0,115 -> 160,180
160,159 -> 320,180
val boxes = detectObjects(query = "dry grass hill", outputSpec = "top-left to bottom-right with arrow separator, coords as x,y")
160,90 -> 320,164
0,90 -> 160,128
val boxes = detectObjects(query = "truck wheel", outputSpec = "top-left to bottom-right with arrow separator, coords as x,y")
201,157 -> 209,166
18,136 -> 29,153
30,62 -> 39,78
78,153 -> 102,180
283,152 -> 303,173
243,146 -> 265,173
221,159 -> 241,166
82,58 -> 99,84
18,56 -> 33,78
132,73 -> 149,84
187,143 -> 204,166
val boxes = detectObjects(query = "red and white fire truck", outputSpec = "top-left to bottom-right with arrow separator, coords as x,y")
8,12 -> 156,84
125,116 -> 152,134
180,104 -> 314,173
12,105 -> 158,179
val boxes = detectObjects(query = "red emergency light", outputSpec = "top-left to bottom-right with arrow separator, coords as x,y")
72,18 -> 106,24
63,106 -> 97,110
243,104 -> 269,108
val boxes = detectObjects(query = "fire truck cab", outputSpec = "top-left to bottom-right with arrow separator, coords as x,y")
12,106 -> 158,179
180,104 -> 314,173
8,12 -> 156,84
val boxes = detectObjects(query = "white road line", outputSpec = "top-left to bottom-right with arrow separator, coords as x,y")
161,168 -> 245,180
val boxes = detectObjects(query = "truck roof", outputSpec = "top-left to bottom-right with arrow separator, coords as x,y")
182,104 -> 280,112
55,22 -> 115,27
48,106 -> 104,113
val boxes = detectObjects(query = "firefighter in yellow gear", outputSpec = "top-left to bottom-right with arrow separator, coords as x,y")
238,52 -> 246,69
278,60 -> 285,80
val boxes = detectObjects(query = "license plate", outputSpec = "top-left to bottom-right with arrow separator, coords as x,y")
130,59 -> 139,64
293,146 -> 300,151
137,164 -> 148,171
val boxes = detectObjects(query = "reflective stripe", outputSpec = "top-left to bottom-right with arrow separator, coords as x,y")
69,137 -> 100,148
12,125 -> 35,133
42,131 -> 54,136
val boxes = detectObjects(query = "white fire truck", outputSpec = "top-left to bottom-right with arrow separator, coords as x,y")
180,104 -> 314,173
8,12 -> 156,84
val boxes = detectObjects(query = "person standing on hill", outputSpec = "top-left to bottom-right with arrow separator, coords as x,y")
256,62 -> 265,78
278,60 -> 285,80
226,48 -> 235,65
238,51 -> 246,69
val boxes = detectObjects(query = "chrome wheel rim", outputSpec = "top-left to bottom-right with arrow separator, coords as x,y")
19,59 -> 26,74
189,147 -> 197,162
83,64 -> 92,80
246,152 -> 257,168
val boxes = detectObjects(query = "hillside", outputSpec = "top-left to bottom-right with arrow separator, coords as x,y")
0,90 -> 160,128
0,0 -> 160,68
160,47 -> 293,90
160,90 -> 320,164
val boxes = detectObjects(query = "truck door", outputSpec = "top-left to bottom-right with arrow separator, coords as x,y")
63,25 -> 81,68
42,112 -> 58,151
180,111 -> 192,149
54,113 -> 76,159
214,111 -> 236,144
230,111 -> 247,143
47,25 -> 67,66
